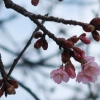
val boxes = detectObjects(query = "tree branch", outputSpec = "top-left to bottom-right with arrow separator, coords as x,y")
7,15 -> 47,77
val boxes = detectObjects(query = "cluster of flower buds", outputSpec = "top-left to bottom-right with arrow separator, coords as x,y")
0,79 -> 18,97
34,31 -> 48,50
58,34 -> 90,48
58,33 -> 90,61
83,18 -> 100,41
50,33 -> 100,84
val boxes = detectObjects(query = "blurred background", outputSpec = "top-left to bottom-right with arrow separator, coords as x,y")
0,0 -> 100,100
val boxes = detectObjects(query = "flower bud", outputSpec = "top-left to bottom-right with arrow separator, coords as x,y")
73,46 -> 83,54
34,39 -> 43,49
79,33 -> 90,44
83,24 -> 95,32
42,39 -> 48,50
6,83 -> 15,95
33,31 -> 43,39
65,64 -> 76,79
61,51 -> 70,63
31,0 -> 39,6
8,79 -> 18,89
92,30 -> 100,42
90,17 -> 100,26
64,40 -> 74,48
58,38 -> 66,47
67,35 -> 78,43
73,46 -> 85,59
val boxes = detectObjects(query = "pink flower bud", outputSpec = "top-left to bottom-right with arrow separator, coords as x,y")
34,39 -> 43,49
8,79 -> 18,89
31,0 -> 39,6
67,35 -> 78,43
92,30 -> 100,42
42,39 -> 48,50
73,46 -> 85,59
65,64 -> 76,79
33,31 -> 43,39
79,33 -> 90,44
64,40 -> 73,48
90,17 -> 100,26
61,51 -> 70,63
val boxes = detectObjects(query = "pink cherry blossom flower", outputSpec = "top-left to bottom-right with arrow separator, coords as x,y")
76,56 -> 100,84
65,64 -> 76,79
50,68 -> 69,84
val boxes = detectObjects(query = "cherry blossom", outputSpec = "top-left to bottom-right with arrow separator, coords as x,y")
76,56 -> 100,84
50,68 -> 69,84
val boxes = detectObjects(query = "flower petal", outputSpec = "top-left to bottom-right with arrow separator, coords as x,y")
53,75 -> 62,84
50,69 -> 57,78
62,71 -> 69,82
76,72 -> 83,83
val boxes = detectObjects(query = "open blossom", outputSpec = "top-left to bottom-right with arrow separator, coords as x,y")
50,68 -> 69,84
76,56 -> 100,84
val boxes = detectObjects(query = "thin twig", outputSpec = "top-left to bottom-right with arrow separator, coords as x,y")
3,0 -> 90,51
7,13 -> 48,77
0,54 -> 8,96
0,54 -> 7,80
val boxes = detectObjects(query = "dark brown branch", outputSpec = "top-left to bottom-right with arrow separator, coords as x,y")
3,0 -> 88,27
2,0 -> 72,77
